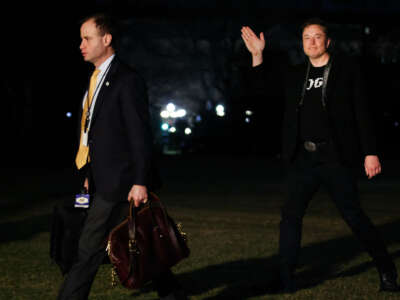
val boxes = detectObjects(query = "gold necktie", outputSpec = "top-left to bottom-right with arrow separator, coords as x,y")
75,69 -> 100,169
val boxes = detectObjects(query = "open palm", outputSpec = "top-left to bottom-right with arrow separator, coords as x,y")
241,26 -> 265,55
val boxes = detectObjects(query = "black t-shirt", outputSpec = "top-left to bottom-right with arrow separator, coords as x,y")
299,65 -> 331,142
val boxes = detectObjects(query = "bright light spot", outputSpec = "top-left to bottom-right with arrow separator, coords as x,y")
365,27 -> 370,35
160,110 -> 170,118
171,109 -> 187,118
245,110 -> 253,116
216,104 -> 224,112
185,128 -> 192,135
216,104 -> 225,117
161,123 -> 169,131
176,109 -> 186,117
166,103 -> 176,112
245,117 -> 250,123
196,115 -> 202,122
169,127 -> 176,133
66,112 -> 72,118
394,121 -> 399,128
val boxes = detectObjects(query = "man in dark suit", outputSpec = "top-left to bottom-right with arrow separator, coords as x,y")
241,18 -> 399,293
57,13 -> 187,300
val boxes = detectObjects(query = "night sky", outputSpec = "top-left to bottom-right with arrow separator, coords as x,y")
2,0 -> 400,168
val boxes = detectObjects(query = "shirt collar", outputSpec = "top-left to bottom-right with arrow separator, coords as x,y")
98,54 -> 115,73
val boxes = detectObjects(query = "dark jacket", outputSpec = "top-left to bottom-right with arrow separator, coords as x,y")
249,55 -> 377,167
78,57 -> 160,195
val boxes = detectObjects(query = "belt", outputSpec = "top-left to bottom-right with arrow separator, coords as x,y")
303,140 -> 330,152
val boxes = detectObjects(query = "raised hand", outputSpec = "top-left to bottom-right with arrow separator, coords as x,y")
241,26 -> 265,56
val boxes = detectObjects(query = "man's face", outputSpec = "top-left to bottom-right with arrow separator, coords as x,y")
302,24 -> 331,59
80,19 -> 109,66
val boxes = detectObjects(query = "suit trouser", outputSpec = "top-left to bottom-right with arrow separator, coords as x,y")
57,192 -> 179,300
279,149 -> 394,274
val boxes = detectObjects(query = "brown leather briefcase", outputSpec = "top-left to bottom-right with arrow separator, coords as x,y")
106,192 -> 189,289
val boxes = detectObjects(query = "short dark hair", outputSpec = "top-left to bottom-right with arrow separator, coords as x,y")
301,18 -> 329,38
81,13 -> 119,48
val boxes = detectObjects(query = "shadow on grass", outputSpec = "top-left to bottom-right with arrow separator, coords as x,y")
176,218 -> 400,299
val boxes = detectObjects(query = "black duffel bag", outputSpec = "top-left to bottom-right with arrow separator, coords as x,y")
49,197 -> 88,275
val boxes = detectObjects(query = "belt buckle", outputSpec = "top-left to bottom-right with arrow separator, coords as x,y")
304,141 -> 317,152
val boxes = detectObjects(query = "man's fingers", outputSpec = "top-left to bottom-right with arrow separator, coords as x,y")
366,167 -> 380,179
245,26 -> 256,37
377,166 -> 382,174
242,26 -> 257,39
365,167 -> 372,179
241,29 -> 250,40
260,32 -> 265,41
133,197 -> 148,207
127,194 -> 134,202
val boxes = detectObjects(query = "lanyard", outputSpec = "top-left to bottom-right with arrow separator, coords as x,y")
84,62 -> 112,132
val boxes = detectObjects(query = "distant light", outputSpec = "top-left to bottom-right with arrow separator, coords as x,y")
160,110 -> 170,118
169,127 -> 176,133
395,121 -> 399,128
185,128 -> 192,135
245,117 -> 250,123
245,110 -> 253,116
166,103 -> 176,112
196,115 -> 202,122
216,104 -> 225,117
365,27 -> 370,35
161,123 -> 169,131
171,109 -> 187,118
216,104 -> 224,112
66,112 -> 72,118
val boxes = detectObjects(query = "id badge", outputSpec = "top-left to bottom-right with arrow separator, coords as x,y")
75,193 -> 90,208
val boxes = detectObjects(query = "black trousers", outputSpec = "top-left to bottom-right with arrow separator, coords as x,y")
57,192 -> 179,300
279,148 -> 394,274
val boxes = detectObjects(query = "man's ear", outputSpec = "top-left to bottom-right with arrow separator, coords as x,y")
103,33 -> 113,47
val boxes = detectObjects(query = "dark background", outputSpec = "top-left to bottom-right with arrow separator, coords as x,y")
2,0 -> 400,171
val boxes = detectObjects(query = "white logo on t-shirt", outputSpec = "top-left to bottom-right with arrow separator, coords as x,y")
306,77 -> 324,90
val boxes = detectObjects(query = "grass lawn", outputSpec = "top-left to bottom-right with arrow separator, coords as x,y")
1,157 -> 400,299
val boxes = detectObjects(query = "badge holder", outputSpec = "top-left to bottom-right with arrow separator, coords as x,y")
75,188 -> 90,208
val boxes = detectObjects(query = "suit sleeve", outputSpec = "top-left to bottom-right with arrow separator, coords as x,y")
119,73 -> 153,186
245,63 -> 270,103
352,62 -> 377,156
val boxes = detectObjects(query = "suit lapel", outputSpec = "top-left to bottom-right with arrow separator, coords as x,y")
89,58 -> 119,130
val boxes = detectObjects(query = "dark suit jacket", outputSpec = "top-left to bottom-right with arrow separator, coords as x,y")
249,55 -> 377,167
78,57 -> 159,195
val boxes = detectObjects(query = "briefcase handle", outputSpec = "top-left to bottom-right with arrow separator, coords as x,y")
127,192 -> 168,242
126,193 -> 169,270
